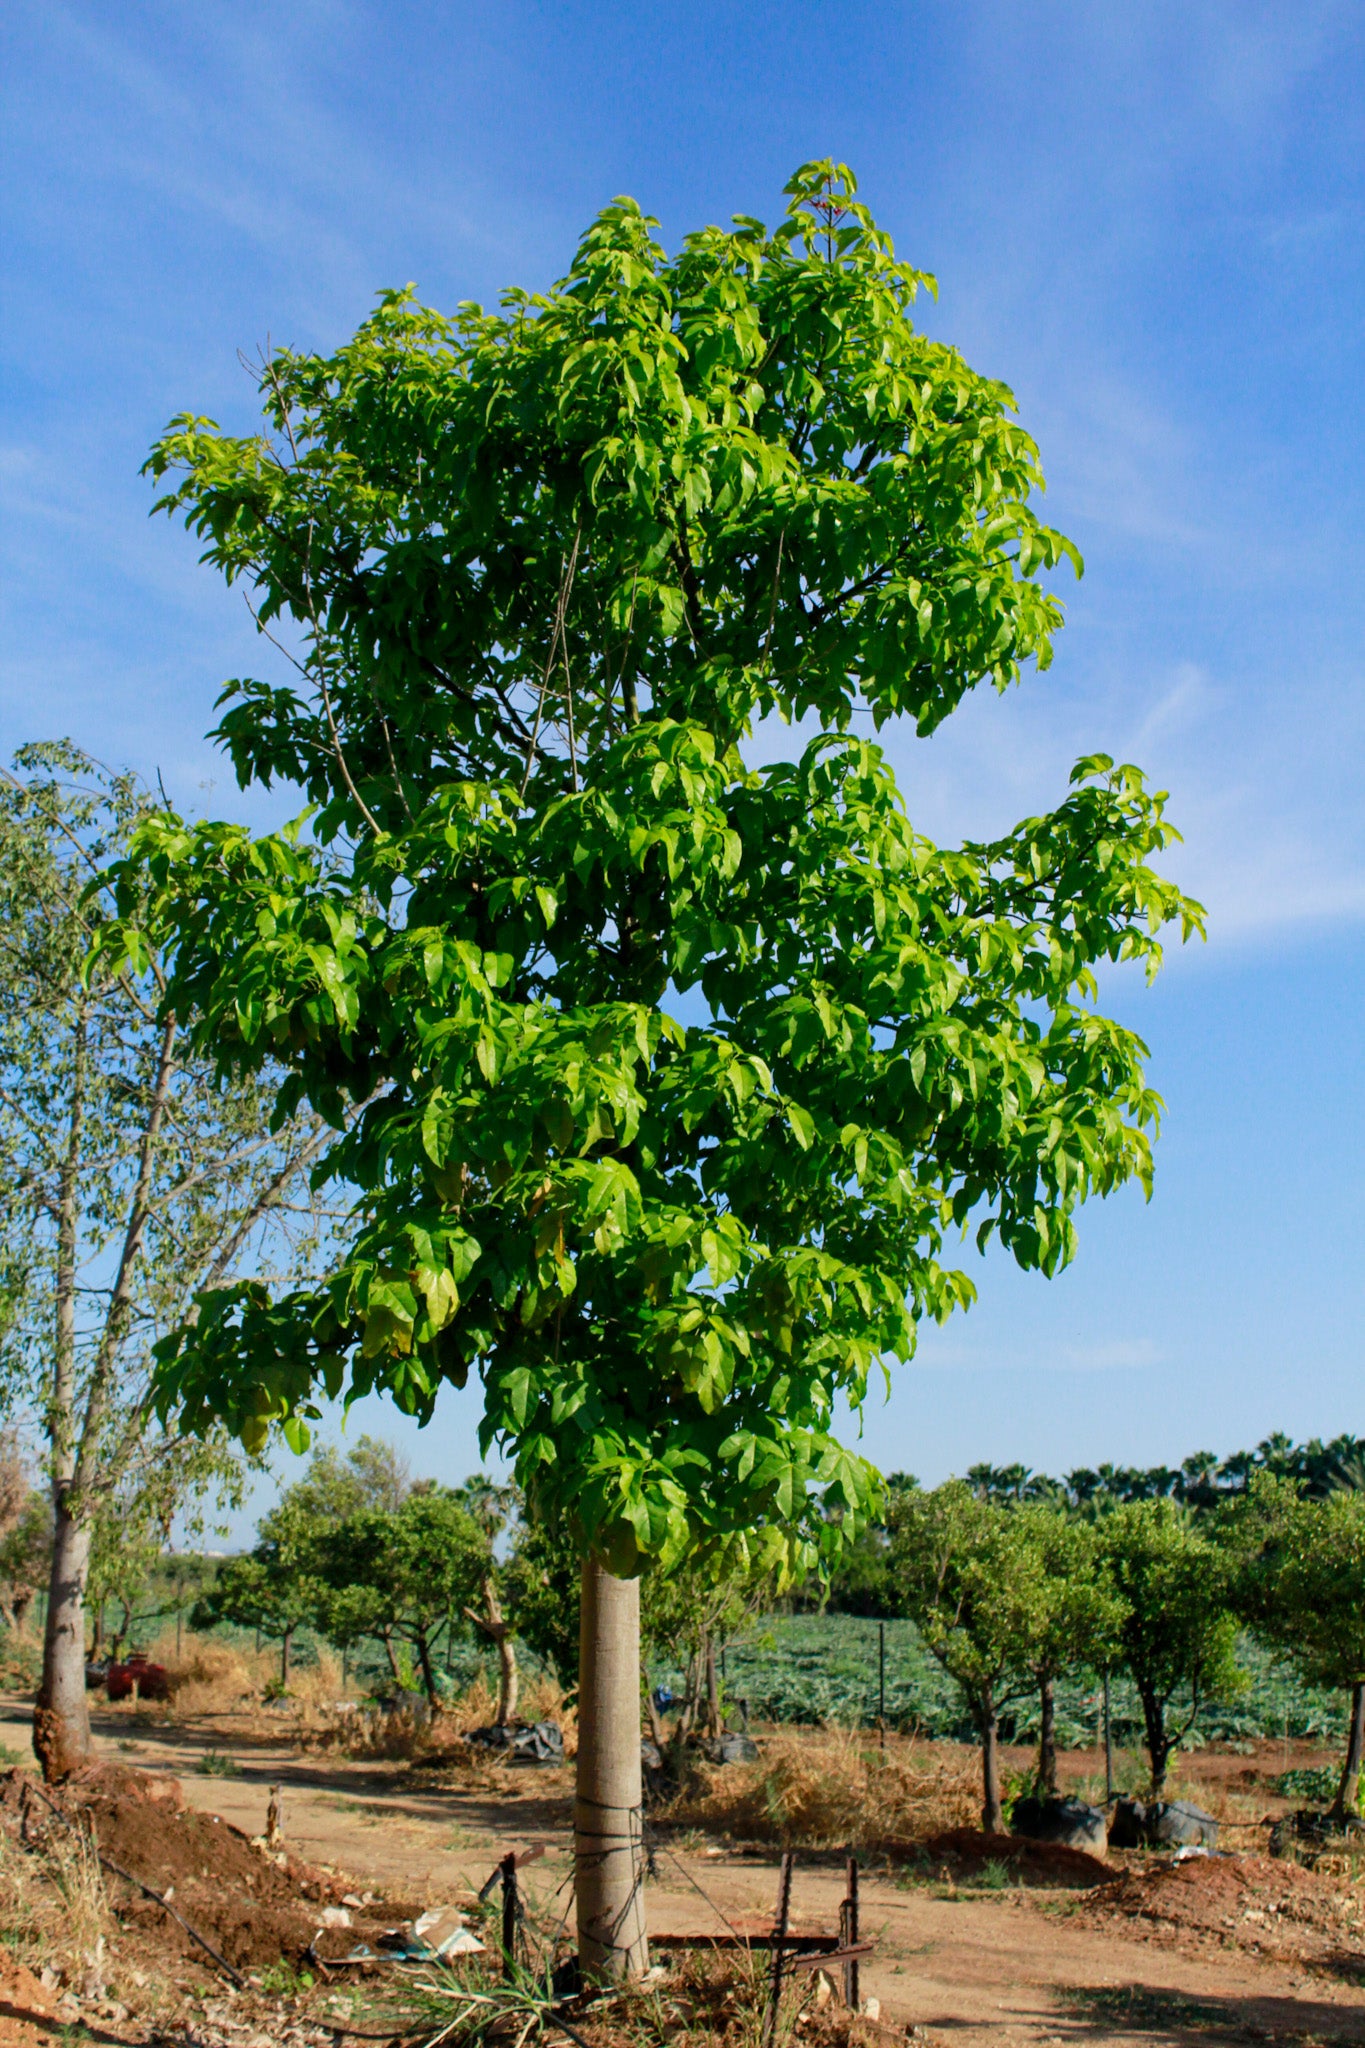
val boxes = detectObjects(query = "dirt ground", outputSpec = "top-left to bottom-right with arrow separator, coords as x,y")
4,1696 -> 1365,2048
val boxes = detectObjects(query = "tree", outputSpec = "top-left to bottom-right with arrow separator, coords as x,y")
451,1476 -> 521,1724
640,1545 -> 776,1755
109,163 -> 1198,1975
0,745 -> 331,1778
317,1488 -> 488,1703
886,1481 -> 1047,1831
1235,1476 -> 1365,1819
194,1433 -> 412,1685
86,1429 -> 245,1658
503,1507 -> 582,1692
193,1550 -> 316,1688
1099,1500 -> 1241,1796
1011,1504 -> 1125,1796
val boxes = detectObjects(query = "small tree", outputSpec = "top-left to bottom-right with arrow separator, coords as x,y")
886,1481 -> 1046,1831
115,162 -> 1199,1973
0,745 -> 329,1778
639,1545 -> 776,1754
503,1508 -> 582,1695
1012,1504 -> 1125,1796
1235,1476 -> 1365,1819
193,1551 -> 316,1687
1099,1500 -> 1241,1796
194,1433 -> 412,1684
318,1488 -> 488,1703
450,1476 -> 521,1724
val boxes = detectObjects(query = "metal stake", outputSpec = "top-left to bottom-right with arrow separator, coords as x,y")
501,1852 -> 519,1980
878,1621 -> 886,1750
839,1855 -> 860,2010
762,1850 -> 794,2048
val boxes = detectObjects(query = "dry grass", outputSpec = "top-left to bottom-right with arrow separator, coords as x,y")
0,1804 -> 111,1997
305,1665 -> 576,1764
665,1726 -> 978,1853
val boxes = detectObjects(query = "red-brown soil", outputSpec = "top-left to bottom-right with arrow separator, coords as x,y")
0,1759 -> 418,1977
1086,1848 -> 1365,1973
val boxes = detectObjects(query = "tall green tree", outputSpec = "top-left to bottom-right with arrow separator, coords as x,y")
1099,1499 -> 1242,1796
1235,1476 -> 1365,1819
317,1487 -> 488,1703
106,163 -> 1197,1973
885,1480 -> 1047,1831
0,745 -> 330,1779
1011,1504 -> 1125,1796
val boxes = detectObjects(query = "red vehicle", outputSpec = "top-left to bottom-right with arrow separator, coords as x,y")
105,1652 -> 169,1702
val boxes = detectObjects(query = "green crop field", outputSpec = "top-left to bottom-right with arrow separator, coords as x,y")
647,1613 -> 1349,1751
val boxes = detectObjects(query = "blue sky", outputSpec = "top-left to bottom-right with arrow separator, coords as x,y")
3,2 -> 1363,1518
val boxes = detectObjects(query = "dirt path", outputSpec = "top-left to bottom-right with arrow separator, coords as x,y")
6,1697 -> 1365,2046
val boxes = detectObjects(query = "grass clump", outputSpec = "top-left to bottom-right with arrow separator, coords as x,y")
1274,1764 -> 1341,1802
194,1750 -> 241,1777
664,1726 -> 977,1852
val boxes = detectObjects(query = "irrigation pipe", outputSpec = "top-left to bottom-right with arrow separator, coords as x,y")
23,1775 -> 246,1987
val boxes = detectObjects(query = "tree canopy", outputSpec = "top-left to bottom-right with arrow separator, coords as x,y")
101,162 -> 1199,1593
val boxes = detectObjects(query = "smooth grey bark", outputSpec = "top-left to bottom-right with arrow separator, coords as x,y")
33,1504 -> 93,1780
575,1556 -> 649,1981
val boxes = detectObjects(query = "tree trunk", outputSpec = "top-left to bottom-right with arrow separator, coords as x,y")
1038,1673 -> 1058,1797
1139,1682 -> 1171,1798
1334,1682 -> 1365,1820
496,1631 -> 518,1725
575,1556 -> 648,1982
976,1685 -> 1003,1835
468,1577 -> 519,1725
416,1627 -> 439,1704
705,1633 -> 721,1740
643,1679 -> 668,1754
280,1624 -> 293,1687
383,1628 -> 401,1683
33,1504 -> 92,1782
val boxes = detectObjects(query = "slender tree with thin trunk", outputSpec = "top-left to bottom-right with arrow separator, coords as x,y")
108,164 -> 1197,1972
1011,1505 -> 1126,1798
1099,1499 -> 1242,1798
885,1482 -> 1043,1832
0,745 -> 329,1778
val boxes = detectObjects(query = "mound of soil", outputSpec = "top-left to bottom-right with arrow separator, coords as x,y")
924,1828 -> 1111,1888
0,1763 -> 417,1977
0,1953 -> 68,2048
1086,1851 -> 1365,1971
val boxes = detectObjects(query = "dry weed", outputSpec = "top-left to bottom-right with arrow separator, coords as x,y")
666,1727 -> 977,1852
0,1804 -> 111,1995
312,1664 -> 577,1764
154,1636 -> 261,1715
